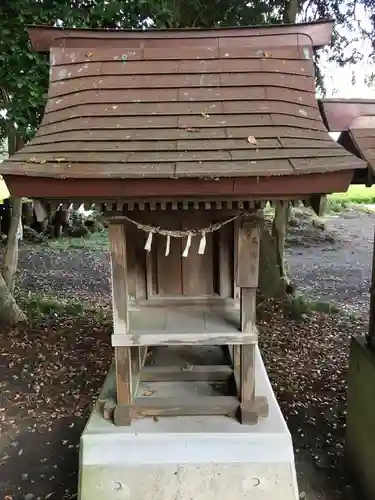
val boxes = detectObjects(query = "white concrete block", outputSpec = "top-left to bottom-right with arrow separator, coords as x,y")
79,346 -> 299,500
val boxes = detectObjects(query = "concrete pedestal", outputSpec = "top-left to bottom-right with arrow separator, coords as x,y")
78,346 -> 299,500
347,336 -> 375,500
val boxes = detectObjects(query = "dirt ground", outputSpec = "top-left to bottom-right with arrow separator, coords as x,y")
287,209 -> 374,317
0,208 -> 373,500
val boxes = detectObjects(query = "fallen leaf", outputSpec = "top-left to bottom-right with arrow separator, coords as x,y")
26,157 -> 44,164
201,111 -> 210,118
181,363 -> 193,372
143,390 -> 155,396
247,135 -> 257,145
264,51 -> 272,58
85,52 -> 93,58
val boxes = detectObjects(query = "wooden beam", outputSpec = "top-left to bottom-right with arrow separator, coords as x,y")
109,222 -> 132,424
115,347 -> 132,424
219,223 -> 232,298
112,330 -> 258,346
131,346 -> 148,397
140,364 -> 233,382
241,396 -> 269,424
236,220 -> 260,288
240,288 -> 256,333
240,345 -> 256,424
113,396 -> 240,424
236,219 -> 260,423
367,227 -> 375,350
109,223 -> 129,334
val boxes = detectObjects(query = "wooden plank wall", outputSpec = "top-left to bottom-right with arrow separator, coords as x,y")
127,212 -> 233,300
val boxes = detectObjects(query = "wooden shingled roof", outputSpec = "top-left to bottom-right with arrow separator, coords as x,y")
0,20 -> 366,191
319,98 -> 375,185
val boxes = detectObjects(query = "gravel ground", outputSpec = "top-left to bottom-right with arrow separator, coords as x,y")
0,209 -> 372,500
287,209 -> 374,317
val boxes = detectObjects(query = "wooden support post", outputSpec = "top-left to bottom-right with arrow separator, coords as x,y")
367,227 -> 375,350
219,223 -> 232,298
272,200 -> 289,285
114,347 -> 132,425
236,220 -> 260,290
109,223 -> 129,334
236,220 -> 263,424
109,223 -> 132,425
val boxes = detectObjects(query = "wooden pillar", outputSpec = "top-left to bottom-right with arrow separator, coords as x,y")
109,223 -> 132,425
237,220 -> 259,424
367,227 -> 375,350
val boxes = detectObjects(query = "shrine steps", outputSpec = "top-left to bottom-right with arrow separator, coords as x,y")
78,346 -> 299,500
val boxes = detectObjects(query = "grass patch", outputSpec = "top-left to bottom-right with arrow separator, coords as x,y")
16,292 -> 84,317
286,293 -> 339,319
15,290 -> 111,325
47,231 -> 109,251
327,185 -> 375,212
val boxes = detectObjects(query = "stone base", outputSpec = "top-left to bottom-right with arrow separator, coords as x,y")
78,346 -> 299,500
347,336 -> 375,500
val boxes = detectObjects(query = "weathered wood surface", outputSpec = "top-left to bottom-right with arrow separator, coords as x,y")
111,306 -> 258,346
236,221 -> 260,288
241,396 -> 269,424
240,344 -> 256,424
219,222 -> 232,298
368,227 -> 375,349
141,364 -> 233,382
114,396 -> 240,424
4,22 -> 365,189
240,288 -> 256,333
109,223 -> 129,334
112,331 -> 257,346
114,347 -> 132,424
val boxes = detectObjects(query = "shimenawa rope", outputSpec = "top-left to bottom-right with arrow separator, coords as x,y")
122,213 -> 244,257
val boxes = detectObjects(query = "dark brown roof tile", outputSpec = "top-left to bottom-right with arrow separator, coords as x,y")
2,23 -> 366,181
319,98 -> 375,184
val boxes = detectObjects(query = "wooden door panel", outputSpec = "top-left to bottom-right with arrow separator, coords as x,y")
182,231 -> 214,296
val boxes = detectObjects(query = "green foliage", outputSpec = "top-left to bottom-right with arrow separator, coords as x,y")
47,231 -> 109,251
328,184 -> 375,212
0,0 -> 141,142
0,0 -> 375,143
286,293 -> 339,319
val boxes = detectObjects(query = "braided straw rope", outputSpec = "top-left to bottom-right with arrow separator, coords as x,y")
122,213 -> 243,237
122,213 -> 245,256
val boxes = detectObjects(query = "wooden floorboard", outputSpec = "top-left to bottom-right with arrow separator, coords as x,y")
111,305 -> 258,346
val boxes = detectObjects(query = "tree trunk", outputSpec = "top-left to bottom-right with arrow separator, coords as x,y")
0,272 -> 26,326
3,123 -> 24,294
283,0 -> 299,23
3,197 -> 22,292
258,203 -> 290,297
258,0 -> 299,298
0,87 -> 26,324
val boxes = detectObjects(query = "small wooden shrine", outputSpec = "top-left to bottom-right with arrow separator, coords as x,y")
319,98 -> 375,186
320,96 -> 375,500
1,21 -> 367,427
